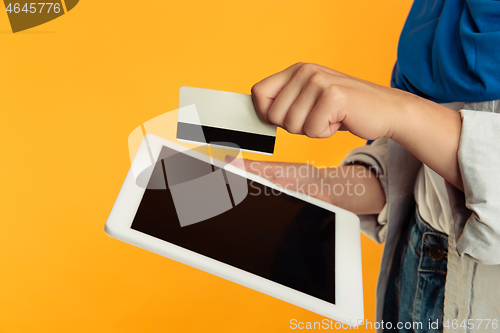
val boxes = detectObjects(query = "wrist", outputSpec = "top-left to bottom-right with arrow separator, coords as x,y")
386,91 -> 423,144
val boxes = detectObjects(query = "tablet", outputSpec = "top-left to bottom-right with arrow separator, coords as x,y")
105,133 -> 364,326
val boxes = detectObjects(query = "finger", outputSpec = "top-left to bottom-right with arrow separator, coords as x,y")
227,156 -> 304,177
282,79 -> 322,134
226,156 -> 313,183
226,156 -> 334,203
303,87 -> 346,138
265,67 -> 314,127
251,62 -> 304,123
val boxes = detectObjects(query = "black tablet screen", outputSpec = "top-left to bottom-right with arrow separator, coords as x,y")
131,146 -> 335,304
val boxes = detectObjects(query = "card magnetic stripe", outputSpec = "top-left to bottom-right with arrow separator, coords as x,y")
177,122 -> 275,154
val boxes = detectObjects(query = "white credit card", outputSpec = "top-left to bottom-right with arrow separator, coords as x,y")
178,87 -> 277,155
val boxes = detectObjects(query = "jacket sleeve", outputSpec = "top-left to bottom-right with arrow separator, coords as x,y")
340,137 -> 389,244
448,107 -> 500,265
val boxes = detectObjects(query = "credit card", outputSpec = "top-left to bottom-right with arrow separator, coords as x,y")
178,87 -> 277,155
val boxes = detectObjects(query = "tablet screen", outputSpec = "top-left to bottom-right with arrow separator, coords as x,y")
131,146 -> 335,304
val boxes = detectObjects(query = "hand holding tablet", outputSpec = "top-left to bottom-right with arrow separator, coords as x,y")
105,88 -> 364,326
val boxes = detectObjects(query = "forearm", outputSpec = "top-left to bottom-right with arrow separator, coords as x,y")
331,165 -> 385,215
389,93 -> 464,191
236,158 -> 386,215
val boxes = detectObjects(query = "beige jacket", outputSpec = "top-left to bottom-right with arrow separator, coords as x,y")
341,100 -> 500,332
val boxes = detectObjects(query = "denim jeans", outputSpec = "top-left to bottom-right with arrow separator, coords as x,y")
383,206 -> 448,332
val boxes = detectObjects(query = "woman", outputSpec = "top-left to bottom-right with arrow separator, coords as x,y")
237,1 -> 500,332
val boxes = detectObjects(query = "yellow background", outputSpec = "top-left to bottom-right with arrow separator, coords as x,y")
0,1 -> 412,332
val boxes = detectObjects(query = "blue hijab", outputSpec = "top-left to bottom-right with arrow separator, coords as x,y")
391,0 -> 500,103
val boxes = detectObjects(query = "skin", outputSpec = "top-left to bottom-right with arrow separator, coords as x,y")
231,62 -> 464,215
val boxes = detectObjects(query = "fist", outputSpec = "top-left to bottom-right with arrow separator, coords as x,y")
251,62 -> 409,140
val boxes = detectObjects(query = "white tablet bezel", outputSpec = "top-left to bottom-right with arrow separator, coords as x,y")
105,134 -> 364,326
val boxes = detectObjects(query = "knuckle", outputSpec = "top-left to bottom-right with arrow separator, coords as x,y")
324,84 -> 346,102
267,110 -> 282,125
296,62 -> 318,77
309,72 -> 326,87
303,121 -> 323,138
250,83 -> 262,97
283,119 -> 300,134
286,128 -> 300,135
303,124 -> 320,138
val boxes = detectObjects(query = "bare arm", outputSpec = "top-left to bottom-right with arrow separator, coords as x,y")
250,62 -> 463,191
389,94 -> 463,190
230,158 -> 385,215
